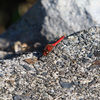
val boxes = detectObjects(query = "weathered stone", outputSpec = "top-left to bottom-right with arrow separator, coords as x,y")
0,0 -> 98,51
0,26 -> 99,99
13,95 -> 31,100
59,81 -> 73,88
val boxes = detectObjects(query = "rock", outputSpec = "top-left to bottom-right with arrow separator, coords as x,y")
0,26 -> 99,99
0,51 -> 7,58
22,65 -> 31,71
0,51 -> 14,59
13,95 -> 31,100
14,41 -> 22,54
77,0 -> 100,24
59,81 -> 73,88
14,41 -> 28,54
0,0 -> 98,51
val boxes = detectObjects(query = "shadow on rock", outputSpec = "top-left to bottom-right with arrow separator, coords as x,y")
0,0 -> 49,59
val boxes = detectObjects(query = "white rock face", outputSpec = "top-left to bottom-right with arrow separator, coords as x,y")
41,0 -> 98,40
77,0 -> 100,24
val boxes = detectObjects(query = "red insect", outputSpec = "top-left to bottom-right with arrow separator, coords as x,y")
43,35 -> 65,56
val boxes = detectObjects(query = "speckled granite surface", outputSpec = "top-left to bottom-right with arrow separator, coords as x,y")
0,26 -> 100,100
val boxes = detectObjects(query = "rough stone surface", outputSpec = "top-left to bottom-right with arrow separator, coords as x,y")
0,26 -> 100,100
0,0 -> 99,50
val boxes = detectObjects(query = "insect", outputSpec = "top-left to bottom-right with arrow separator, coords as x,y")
43,35 -> 65,56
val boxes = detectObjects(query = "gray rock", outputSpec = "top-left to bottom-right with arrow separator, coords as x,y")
0,0 -> 98,51
13,95 -> 31,100
59,81 -> 73,88
22,65 -> 31,71
0,26 -> 99,99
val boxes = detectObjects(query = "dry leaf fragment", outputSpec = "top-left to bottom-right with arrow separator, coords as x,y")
24,57 -> 38,64
6,80 -> 15,84
90,59 -> 100,67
